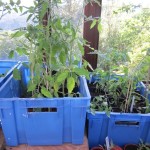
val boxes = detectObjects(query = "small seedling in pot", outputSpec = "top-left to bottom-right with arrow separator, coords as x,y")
137,140 -> 150,150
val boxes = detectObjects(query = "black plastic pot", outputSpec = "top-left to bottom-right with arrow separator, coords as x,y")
124,144 -> 139,150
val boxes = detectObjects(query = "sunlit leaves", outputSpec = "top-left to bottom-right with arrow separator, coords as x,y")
13,68 -> 21,80
9,50 -> 14,58
2,0 -> 93,98
16,0 -> 21,5
41,87 -> 52,98
10,0 -> 14,6
56,72 -> 68,83
27,14 -> 33,22
67,77 -> 75,94
27,82 -> 37,92
74,68 -> 90,79
78,43 -> 84,55
59,51 -> 66,64
90,19 -> 97,29
16,47 -> 27,55
98,23 -> 102,33
54,83 -> 59,92
39,1 -> 49,21
13,7 -> 18,13
11,31 -> 25,38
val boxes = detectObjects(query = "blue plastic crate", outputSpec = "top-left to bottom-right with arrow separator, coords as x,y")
0,61 -> 17,73
137,81 -> 150,102
20,62 -> 30,88
87,112 -> 109,149
107,113 -> 150,146
87,76 -> 150,148
0,67 -> 91,146
0,61 -> 21,127
136,82 -> 146,96
0,62 -> 22,98
87,112 -> 150,148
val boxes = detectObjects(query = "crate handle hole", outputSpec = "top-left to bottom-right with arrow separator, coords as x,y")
115,121 -> 139,126
28,108 -> 57,112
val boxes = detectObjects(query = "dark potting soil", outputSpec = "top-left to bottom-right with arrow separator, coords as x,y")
88,83 -> 105,97
88,83 -> 148,113
88,83 -> 124,112
21,84 -> 80,112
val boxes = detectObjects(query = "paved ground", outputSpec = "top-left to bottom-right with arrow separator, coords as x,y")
0,129 -> 4,150
0,129 -> 89,150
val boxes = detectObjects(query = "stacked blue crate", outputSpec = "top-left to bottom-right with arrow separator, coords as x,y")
0,65 -> 91,146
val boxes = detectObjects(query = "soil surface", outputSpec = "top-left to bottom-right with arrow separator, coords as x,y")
88,83 -> 148,114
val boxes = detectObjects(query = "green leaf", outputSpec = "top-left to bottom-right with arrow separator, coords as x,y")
90,19 -> 97,29
67,77 -> 75,94
16,0 -> 21,5
59,51 -> 66,64
13,8 -> 18,13
98,23 -> 102,33
51,57 -> 57,67
0,1 -> 3,6
9,50 -> 14,58
16,47 -> 25,55
56,71 -> 68,83
54,82 -> 59,92
39,2 -> 48,21
13,68 -> 21,80
10,0 -> 14,6
74,68 -> 89,79
41,87 -> 52,98
27,14 -> 32,22
11,31 -> 25,38
87,63 -> 94,71
52,45 -> 61,55
55,18 -> 62,29
27,82 -> 36,92
21,10 -> 28,16
45,76 -> 53,82
19,6 -> 23,12
94,0 -> 101,5
78,43 -> 84,55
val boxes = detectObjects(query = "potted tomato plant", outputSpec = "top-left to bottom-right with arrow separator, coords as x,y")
0,0 -> 93,146
87,46 -> 150,148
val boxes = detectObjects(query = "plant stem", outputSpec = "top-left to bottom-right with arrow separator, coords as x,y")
124,78 -> 132,112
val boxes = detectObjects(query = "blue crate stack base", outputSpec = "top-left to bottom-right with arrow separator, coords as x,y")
0,64 -> 91,146
87,112 -> 150,148
87,77 -> 150,149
